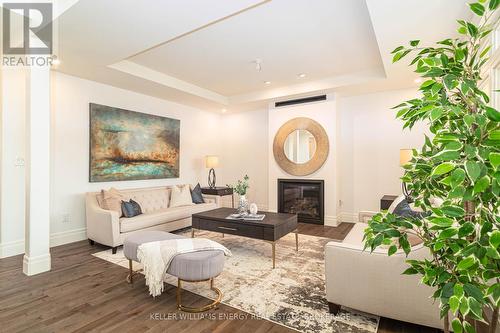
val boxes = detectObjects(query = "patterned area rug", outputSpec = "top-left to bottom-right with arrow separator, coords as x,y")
93,230 -> 379,333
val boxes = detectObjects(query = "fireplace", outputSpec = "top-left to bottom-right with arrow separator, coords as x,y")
278,179 -> 324,225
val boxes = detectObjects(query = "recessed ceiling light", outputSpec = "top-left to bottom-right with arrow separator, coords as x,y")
221,108 -> 227,113
414,78 -> 423,83
298,73 -> 306,78
254,59 -> 262,71
264,81 -> 271,85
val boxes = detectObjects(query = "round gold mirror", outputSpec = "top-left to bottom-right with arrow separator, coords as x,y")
284,129 -> 317,164
273,117 -> 329,176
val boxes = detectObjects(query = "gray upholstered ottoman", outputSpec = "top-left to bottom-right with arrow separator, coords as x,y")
123,230 -> 225,312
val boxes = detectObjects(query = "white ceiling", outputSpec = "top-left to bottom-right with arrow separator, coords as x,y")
51,0 -> 471,112
129,0 -> 382,96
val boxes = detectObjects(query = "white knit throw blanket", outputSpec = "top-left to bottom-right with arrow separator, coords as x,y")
137,238 -> 232,297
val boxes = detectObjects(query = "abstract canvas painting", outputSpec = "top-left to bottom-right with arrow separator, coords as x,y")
89,103 -> 180,182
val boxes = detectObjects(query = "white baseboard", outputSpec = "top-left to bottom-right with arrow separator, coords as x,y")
23,253 -> 51,275
50,228 -> 87,247
324,215 -> 339,227
0,227 -> 88,259
338,212 -> 358,223
0,239 -> 25,258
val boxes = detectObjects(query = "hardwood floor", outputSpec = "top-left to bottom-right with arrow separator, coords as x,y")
0,223 -> 441,333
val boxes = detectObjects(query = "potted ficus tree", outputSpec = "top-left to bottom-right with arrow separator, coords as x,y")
363,1 -> 500,333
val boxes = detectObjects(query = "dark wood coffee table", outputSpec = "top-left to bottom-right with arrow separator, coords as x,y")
191,207 -> 298,269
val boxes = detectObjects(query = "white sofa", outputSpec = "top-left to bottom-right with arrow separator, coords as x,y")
325,202 -> 443,329
85,185 -> 220,252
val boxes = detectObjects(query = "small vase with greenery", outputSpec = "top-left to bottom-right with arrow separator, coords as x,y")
228,175 -> 250,213
364,2 -> 499,333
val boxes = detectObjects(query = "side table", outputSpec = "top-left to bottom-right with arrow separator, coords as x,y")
380,195 -> 398,210
201,187 -> 234,208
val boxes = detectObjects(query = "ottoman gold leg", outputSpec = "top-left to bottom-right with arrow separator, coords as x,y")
126,259 -> 133,284
177,278 -> 222,313
295,229 -> 299,252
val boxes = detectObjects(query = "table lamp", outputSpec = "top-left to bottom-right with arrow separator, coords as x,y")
400,149 -> 413,200
205,155 -> 219,188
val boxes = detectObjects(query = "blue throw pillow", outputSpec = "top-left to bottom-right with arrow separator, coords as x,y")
191,183 -> 205,204
393,199 -> 430,219
121,199 -> 142,218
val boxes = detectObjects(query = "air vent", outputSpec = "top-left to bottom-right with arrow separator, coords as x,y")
275,95 -> 327,108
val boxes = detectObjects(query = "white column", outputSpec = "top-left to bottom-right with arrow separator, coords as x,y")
23,64 -> 51,275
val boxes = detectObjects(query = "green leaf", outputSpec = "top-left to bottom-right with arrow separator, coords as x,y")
454,284 -> 465,298
473,175 -> 490,194
449,296 -> 460,313
489,130 -> 500,141
451,169 -> 466,187
490,0 -> 500,10
420,80 -> 435,88
468,297 -> 483,320
443,74 -> 458,89
449,185 -> 466,198
399,236 -> 411,255
440,282 -> 454,299
490,152 -> 500,169
485,106 -> 500,121
463,320 -> 476,333
430,217 -> 454,227
452,318 -> 463,333
434,150 -> 460,161
490,230 -> 500,249
467,22 -> 479,37
457,257 -> 476,270
458,222 -> 475,237
464,114 -> 475,126
460,297 -> 470,316
465,161 -> 481,182
388,244 -> 397,256
391,45 -> 404,54
402,267 -> 418,275
410,40 -> 420,47
469,2 -> 486,15
431,162 -> 455,176
430,107 -> 444,121
439,228 -> 458,239
464,283 -> 484,303
434,240 -> 445,251
480,45 -> 492,58
442,205 -> 465,217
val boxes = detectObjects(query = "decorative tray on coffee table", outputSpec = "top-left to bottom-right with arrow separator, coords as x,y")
226,213 -> 266,221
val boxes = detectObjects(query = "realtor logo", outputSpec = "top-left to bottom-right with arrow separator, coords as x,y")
2,3 -> 53,55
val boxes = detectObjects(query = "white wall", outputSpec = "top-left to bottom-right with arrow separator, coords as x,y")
337,88 -> 429,217
218,109 -> 269,209
0,67 -> 27,257
268,97 -> 339,226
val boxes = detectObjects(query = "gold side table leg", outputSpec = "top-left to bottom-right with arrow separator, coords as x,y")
222,233 -> 224,238
295,229 -> 299,252
191,228 -> 195,238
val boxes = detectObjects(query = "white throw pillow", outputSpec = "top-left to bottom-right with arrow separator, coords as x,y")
170,185 -> 194,208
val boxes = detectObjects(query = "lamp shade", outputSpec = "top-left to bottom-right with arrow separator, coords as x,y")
205,155 -> 219,168
399,149 -> 413,166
